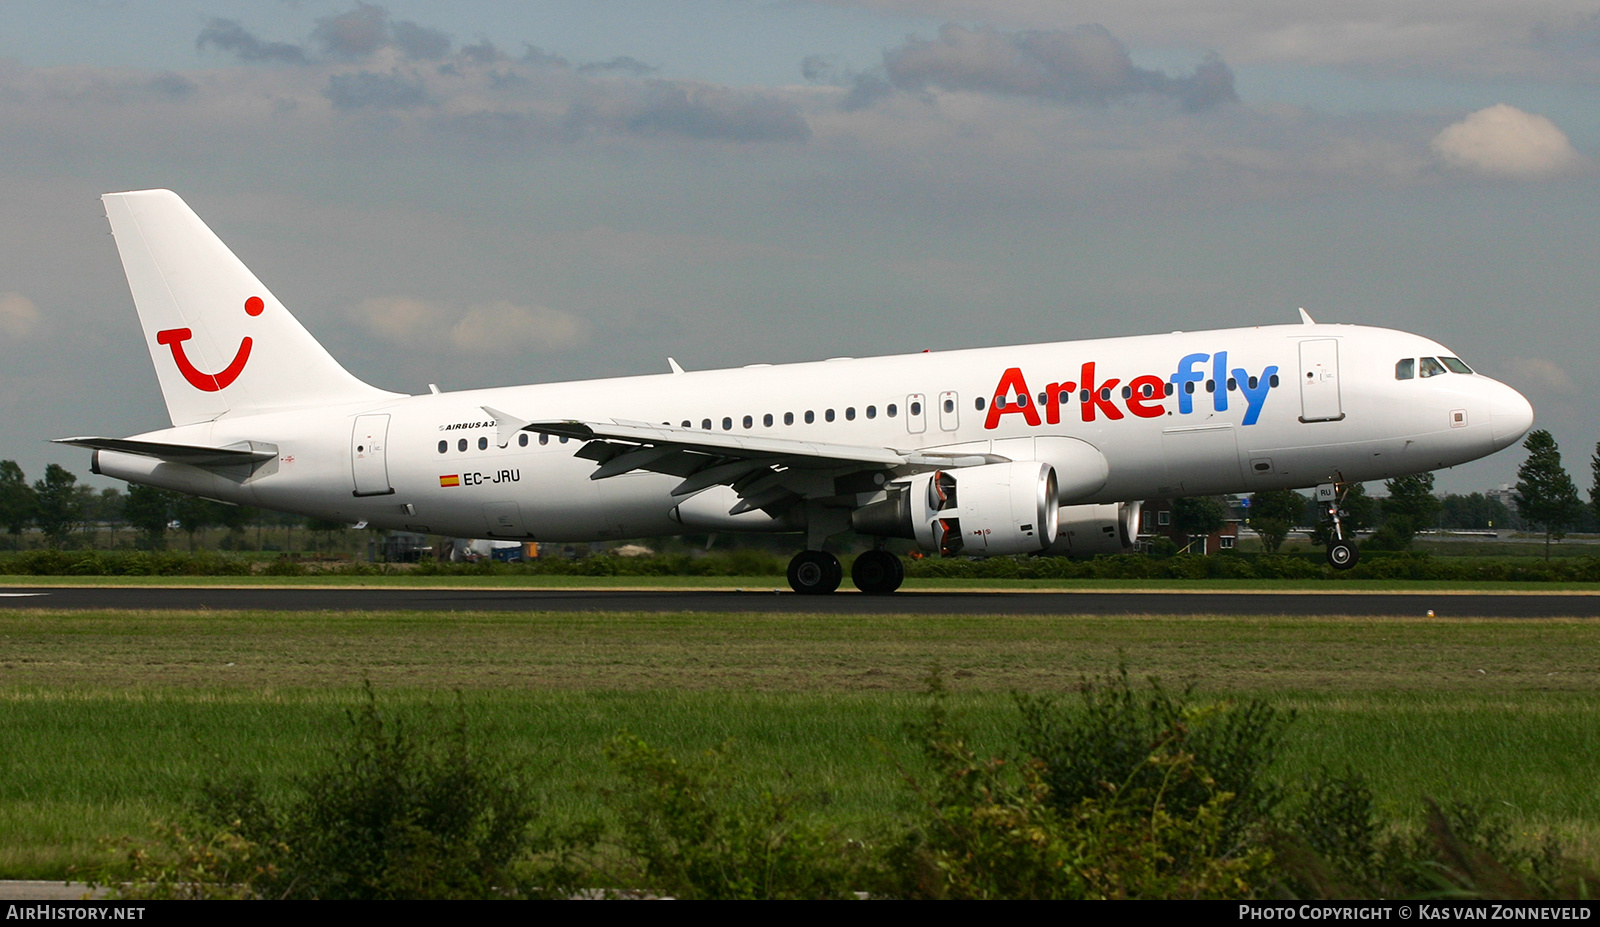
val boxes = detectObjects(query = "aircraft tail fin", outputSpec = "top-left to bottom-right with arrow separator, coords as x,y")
101,189 -> 401,426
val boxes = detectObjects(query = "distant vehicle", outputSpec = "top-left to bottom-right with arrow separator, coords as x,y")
60,190 -> 1533,592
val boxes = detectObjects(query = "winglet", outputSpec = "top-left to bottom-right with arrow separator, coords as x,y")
667,357 -> 685,374
1298,307 -> 1316,325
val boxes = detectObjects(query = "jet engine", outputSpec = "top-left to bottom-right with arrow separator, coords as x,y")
851,461 -> 1059,557
1042,501 -> 1142,557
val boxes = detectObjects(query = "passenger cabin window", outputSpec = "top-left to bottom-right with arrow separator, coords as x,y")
845,407 -> 856,421
438,440 -> 447,454
805,410 -> 815,424
825,409 -> 836,422
518,434 -> 529,447
458,438 -> 468,452
975,397 -> 986,411
909,401 -> 921,416
722,417 -> 733,430
702,419 -> 712,430
1420,356 -> 1447,378
539,433 -> 549,445
784,412 -> 794,425
763,413 -> 774,427
742,415 -> 752,429
1396,358 -> 1415,380
866,405 -> 877,419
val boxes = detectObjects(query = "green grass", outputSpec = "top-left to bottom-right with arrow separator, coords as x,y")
2,608 -> 1599,878
4,572 -> 1600,591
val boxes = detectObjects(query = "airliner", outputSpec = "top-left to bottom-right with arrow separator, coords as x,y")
58,190 -> 1534,593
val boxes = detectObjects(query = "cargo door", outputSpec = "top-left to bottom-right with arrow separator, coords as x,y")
482,502 -> 525,537
350,414 -> 394,496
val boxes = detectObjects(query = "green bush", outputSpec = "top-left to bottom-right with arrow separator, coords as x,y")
1016,665 -> 1294,850
882,668 -> 1275,899
601,735 -> 866,899
1278,776 -> 1587,899
110,685 -> 564,900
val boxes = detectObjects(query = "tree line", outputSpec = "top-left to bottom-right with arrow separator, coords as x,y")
0,460 -> 345,552
1229,428 -> 1596,559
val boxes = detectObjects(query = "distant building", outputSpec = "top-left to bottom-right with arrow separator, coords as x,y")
1139,497 -> 1242,555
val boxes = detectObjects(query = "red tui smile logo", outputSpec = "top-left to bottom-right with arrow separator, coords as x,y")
157,296 -> 262,391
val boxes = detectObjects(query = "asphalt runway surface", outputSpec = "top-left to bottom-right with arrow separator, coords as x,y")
1,586 -> 1597,617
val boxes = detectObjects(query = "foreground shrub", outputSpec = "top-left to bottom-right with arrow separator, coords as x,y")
1017,665 -> 1294,849
882,669 -> 1274,899
1279,775 -> 1586,899
107,685 -> 569,900
600,735 -> 867,899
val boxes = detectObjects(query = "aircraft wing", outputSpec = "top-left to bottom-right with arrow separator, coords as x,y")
481,406 -> 1001,515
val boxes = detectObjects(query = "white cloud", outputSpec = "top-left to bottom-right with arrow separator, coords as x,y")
0,292 -> 40,338
1430,104 -> 1588,178
1507,356 -> 1577,394
448,300 -> 584,354
820,2 -> 1600,79
358,296 -> 584,355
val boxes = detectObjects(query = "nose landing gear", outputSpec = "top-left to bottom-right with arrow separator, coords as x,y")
1318,480 -> 1360,570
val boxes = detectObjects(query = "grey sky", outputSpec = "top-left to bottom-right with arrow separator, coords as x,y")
1,1 -> 1595,496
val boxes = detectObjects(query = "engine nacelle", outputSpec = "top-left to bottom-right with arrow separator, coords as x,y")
853,461 -> 1059,557
1043,501 -> 1142,557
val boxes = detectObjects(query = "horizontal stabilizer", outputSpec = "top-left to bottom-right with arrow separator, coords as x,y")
53,436 -> 278,468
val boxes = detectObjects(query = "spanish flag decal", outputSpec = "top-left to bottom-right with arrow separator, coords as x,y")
439,474 -> 460,487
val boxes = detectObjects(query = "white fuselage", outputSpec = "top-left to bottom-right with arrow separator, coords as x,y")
92,321 -> 1532,543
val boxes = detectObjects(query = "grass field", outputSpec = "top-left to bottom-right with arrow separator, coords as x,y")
2,607 -> 1598,879
5,572 -> 1600,592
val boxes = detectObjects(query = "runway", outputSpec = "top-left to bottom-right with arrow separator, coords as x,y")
1,586 -> 1597,617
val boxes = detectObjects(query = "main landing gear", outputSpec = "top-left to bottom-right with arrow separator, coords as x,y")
787,550 -> 842,595
1319,480 -> 1360,570
786,549 -> 905,595
851,549 -> 905,595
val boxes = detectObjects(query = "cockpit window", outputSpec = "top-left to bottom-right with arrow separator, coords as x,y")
1419,356 -> 1447,378
1395,358 -> 1415,380
1440,356 -> 1473,374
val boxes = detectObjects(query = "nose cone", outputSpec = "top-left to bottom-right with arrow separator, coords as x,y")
1489,384 -> 1535,451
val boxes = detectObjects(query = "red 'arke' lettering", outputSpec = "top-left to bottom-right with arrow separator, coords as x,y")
1079,362 -> 1123,422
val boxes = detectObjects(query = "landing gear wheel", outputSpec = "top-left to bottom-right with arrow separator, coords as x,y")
1326,541 -> 1359,570
851,550 -> 904,595
788,550 -> 842,595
